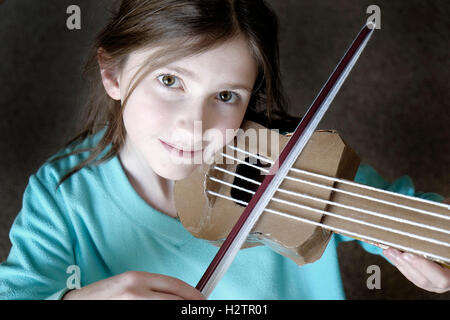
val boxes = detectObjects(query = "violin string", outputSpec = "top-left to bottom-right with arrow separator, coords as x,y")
225,145 -> 450,213
212,165 -> 450,236
207,174 -> 450,247
205,189 -> 450,264
221,149 -> 450,221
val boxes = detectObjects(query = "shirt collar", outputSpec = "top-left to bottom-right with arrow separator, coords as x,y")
99,153 -> 193,247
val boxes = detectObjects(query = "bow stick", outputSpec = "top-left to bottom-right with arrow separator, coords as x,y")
196,21 -> 377,298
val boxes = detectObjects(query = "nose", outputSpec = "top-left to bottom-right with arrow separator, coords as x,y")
171,97 -> 209,148
174,95 -> 210,129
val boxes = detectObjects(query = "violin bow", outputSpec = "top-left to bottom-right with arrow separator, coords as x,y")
196,21 -> 377,298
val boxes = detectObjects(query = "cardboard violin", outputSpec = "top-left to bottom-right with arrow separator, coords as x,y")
174,120 -> 450,267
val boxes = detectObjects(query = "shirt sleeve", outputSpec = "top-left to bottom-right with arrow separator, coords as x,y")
335,163 -> 445,259
0,170 -> 75,300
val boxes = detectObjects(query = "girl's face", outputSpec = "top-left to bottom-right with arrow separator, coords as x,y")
105,36 -> 258,180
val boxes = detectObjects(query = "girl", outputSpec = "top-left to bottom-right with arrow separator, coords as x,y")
0,0 -> 448,299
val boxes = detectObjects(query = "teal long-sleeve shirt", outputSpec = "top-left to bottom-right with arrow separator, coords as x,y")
0,130 -> 444,300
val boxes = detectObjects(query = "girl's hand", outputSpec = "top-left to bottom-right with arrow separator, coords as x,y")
382,197 -> 450,294
383,248 -> 450,293
62,271 -> 205,300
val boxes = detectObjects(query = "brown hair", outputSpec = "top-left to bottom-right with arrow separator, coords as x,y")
53,0 -> 300,188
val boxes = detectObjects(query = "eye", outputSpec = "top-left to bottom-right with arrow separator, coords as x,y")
157,74 -> 182,89
218,90 -> 240,104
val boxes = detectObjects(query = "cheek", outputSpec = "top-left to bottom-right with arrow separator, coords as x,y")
122,89 -> 171,141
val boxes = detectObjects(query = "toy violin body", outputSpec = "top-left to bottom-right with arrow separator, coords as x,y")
174,120 -> 450,267
175,120 -> 358,265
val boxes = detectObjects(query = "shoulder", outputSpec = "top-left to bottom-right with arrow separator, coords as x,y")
32,127 -> 111,195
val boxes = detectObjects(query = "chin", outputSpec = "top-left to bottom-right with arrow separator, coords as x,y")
153,162 -> 199,181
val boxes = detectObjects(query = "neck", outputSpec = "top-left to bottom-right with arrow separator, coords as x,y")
278,169 -> 450,264
118,139 -> 178,219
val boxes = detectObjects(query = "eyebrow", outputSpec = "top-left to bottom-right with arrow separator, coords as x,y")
165,66 -> 253,93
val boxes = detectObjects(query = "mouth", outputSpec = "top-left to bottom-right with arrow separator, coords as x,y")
159,139 -> 203,158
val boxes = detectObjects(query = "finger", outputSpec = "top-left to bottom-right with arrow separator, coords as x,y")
383,249 -> 429,287
146,292 -> 185,300
384,248 -> 450,292
400,252 -> 450,292
144,273 -> 206,300
116,289 -> 184,300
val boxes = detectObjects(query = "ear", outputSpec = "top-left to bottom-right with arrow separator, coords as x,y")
97,47 -> 121,101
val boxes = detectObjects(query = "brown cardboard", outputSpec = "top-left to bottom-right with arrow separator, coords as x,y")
175,120 -> 361,266
323,179 -> 450,265
175,120 -> 450,266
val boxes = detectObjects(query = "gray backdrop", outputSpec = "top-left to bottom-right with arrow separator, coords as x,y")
0,0 -> 448,299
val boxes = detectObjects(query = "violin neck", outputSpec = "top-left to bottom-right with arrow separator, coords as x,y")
322,179 -> 450,264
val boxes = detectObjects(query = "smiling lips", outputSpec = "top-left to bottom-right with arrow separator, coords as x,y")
159,139 -> 203,157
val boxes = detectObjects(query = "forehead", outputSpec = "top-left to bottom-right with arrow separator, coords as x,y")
124,36 -> 259,86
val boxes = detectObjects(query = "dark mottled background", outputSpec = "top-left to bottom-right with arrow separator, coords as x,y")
0,0 -> 448,299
